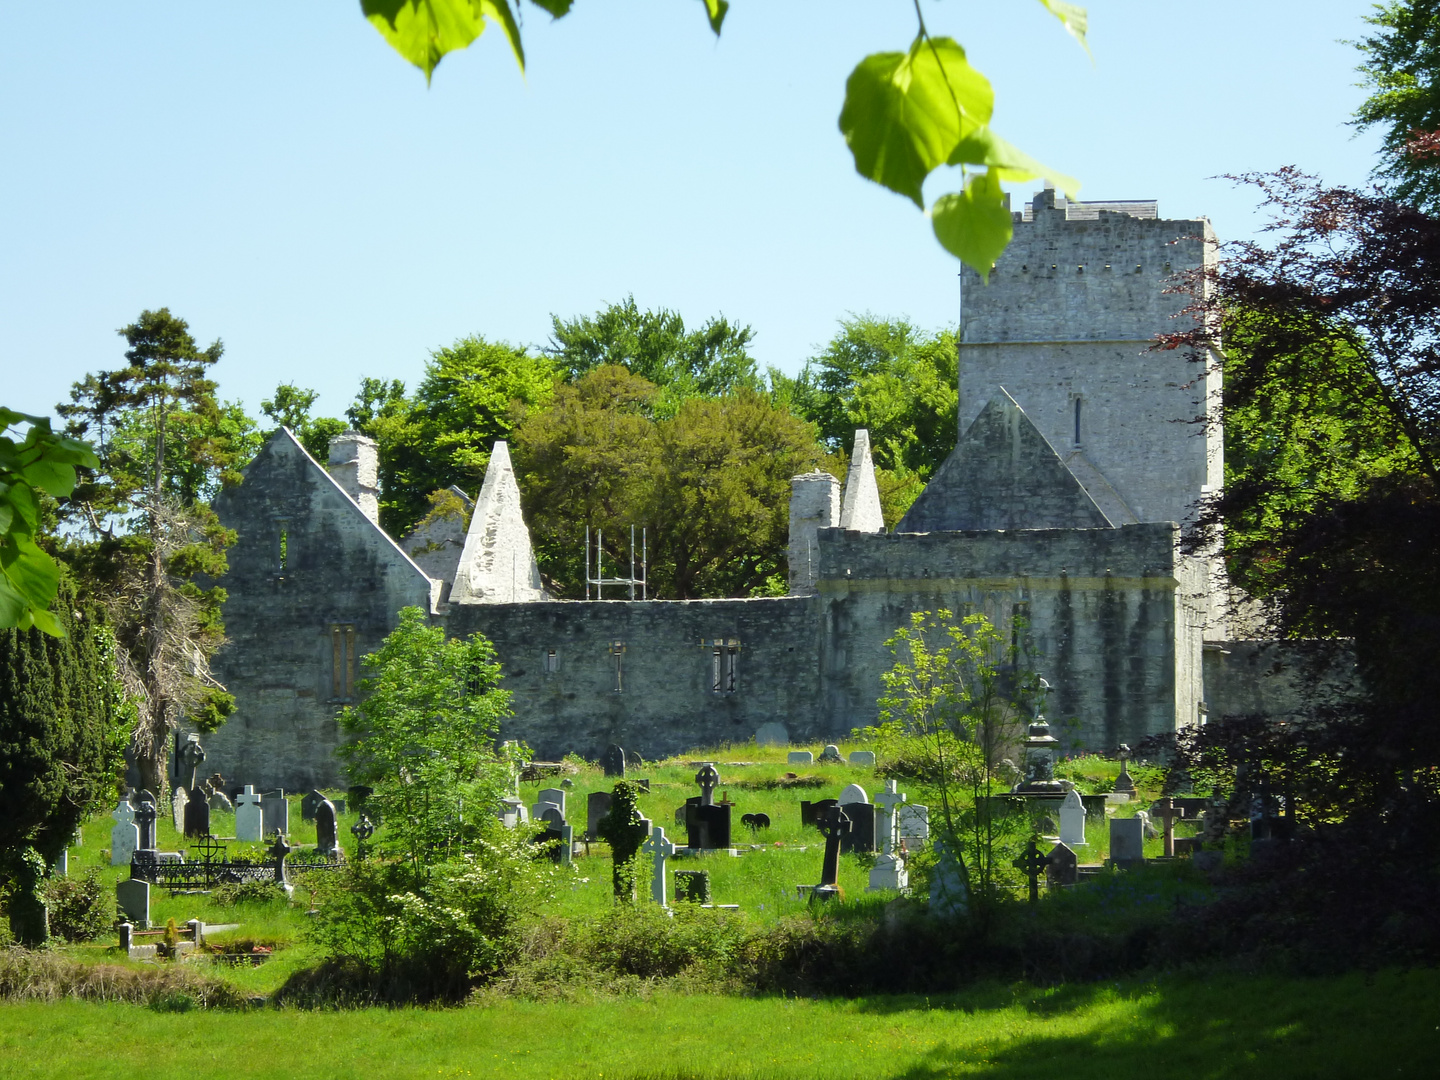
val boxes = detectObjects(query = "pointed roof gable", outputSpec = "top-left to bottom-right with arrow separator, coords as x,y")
897,390 -> 1113,533
449,442 -> 546,604
839,429 -> 885,533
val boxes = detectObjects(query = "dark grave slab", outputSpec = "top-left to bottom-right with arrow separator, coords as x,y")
674,870 -> 711,903
183,787 -> 210,839
801,798 -> 838,827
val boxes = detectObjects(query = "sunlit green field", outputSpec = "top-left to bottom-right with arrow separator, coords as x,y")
2,967 -> 1435,1079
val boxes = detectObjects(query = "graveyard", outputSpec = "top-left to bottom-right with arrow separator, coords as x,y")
2,735 -> 1437,1078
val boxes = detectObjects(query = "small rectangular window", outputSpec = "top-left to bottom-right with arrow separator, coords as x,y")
1073,398 -> 1083,446
331,623 -> 357,698
544,649 -> 559,675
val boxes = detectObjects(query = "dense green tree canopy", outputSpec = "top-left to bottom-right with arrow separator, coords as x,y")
348,337 -> 555,537
261,382 -> 347,463
511,365 -> 827,599
548,297 -> 762,416
1355,0 -> 1440,212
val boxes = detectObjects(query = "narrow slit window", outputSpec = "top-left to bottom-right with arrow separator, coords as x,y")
331,623 -> 357,698
1073,398 -> 1082,446
609,641 -> 625,693
276,520 -> 290,572
710,638 -> 740,693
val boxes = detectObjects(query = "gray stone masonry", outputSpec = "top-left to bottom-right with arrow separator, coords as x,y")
811,523 -> 1202,749
204,429 -> 436,790
839,430 -> 885,533
959,189 -> 1221,528
898,390 -> 1112,532
399,485 -> 473,604
327,430 -> 382,527
449,441 -> 546,605
787,471 -> 838,595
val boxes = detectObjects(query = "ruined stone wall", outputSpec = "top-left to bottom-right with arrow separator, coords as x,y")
443,596 -> 822,760
960,191 -> 1221,526
204,431 -> 435,791
810,524 -> 1184,750
1202,640 -> 1359,725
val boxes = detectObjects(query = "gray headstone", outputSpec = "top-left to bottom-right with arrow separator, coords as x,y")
235,786 -> 264,841
110,797 -> 138,867
261,792 -> 289,837
787,751 -> 814,765
818,744 -> 842,763
838,783 -> 869,805
897,803 -> 929,845
116,879 -> 150,928
754,722 -> 789,747
1110,816 -> 1145,866
537,788 -> 566,818
929,838 -> 967,917
586,791 -> 613,840
847,751 -> 877,767
602,744 -> 626,778
208,789 -> 234,813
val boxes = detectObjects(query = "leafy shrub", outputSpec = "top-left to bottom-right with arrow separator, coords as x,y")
42,870 -> 113,943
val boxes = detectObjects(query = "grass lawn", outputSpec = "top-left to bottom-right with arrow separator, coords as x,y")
0,967 -> 1435,1079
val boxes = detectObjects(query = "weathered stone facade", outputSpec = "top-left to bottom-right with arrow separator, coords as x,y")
198,191 -> 1308,789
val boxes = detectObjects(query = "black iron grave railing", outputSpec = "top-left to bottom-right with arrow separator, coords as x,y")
131,838 -> 345,894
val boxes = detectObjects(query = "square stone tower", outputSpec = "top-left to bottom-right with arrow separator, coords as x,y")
958,189 -> 1220,527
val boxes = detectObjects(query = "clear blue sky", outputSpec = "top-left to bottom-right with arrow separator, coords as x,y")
0,2 -> 1385,424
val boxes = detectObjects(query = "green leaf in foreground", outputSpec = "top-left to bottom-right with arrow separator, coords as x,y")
840,36 -> 994,208
362,0 -> 489,81
932,168 -> 1013,282
702,0 -> 729,35
948,126 -> 1080,198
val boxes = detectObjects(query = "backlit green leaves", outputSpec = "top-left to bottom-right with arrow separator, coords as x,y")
363,0 -> 724,80
840,2 -> 1086,277
839,37 -> 993,209
0,408 -> 99,636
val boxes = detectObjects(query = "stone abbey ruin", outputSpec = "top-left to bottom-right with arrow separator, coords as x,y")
203,190 -> 1317,791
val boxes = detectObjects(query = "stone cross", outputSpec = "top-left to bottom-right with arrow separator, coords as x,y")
1113,744 -> 1138,797
235,786 -> 264,842
134,794 -> 158,851
816,804 -> 851,888
872,779 -> 907,857
176,733 -> 206,790
1153,797 -> 1185,858
695,763 -> 719,806
642,823 -> 678,907
110,796 -> 138,867
1012,838 -> 1049,903
350,814 -> 375,859
1058,789 -> 1087,847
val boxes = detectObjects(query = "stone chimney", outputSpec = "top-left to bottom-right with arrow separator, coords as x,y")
327,430 -> 381,527
787,471 -> 839,595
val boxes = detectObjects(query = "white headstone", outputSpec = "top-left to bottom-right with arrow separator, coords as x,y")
898,803 -> 930,846
787,751 -> 814,765
1110,816 -> 1145,865
235,786 -> 264,842
847,750 -> 877,767
1059,789 -> 1088,847
867,852 -> 908,892
110,797 -> 138,867
838,783 -> 869,806
171,786 -> 188,831
642,821 -> 678,908
116,878 -> 150,928
755,722 -> 789,747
